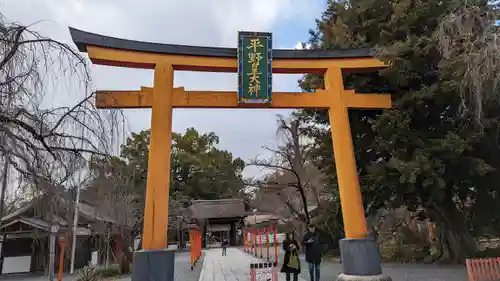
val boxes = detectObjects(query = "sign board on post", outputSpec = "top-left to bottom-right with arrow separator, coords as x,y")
250,262 -> 278,281
237,31 -> 272,104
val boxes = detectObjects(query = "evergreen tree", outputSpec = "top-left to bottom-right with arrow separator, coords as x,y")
300,0 -> 500,262
119,128 -> 246,200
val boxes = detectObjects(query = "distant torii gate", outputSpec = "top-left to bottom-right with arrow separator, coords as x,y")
70,27 -> 392,281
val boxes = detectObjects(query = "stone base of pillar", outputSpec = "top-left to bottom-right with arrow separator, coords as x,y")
337,274 -> 392,281
337,238 -> 391,281
132,249 -> 175,281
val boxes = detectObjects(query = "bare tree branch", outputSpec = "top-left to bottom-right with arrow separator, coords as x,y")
249,115 -> 328,225
0,15 -> 126,270
0,14 -> 125,197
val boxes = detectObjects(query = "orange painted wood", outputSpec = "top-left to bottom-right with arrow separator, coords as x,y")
86,45 -> 387,73
273,225 -> 278,264
95,87 -> 391,110
259,228 -> 263,258
58,237 -> 66,281
466,258 -> 500,281
266,227 -> 270,261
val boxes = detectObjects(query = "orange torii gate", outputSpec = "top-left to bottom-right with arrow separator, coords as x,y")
69,27 -> 392,281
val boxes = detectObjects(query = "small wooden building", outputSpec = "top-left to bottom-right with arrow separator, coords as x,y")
0,197 -> 115,275
187,199 -> 248,247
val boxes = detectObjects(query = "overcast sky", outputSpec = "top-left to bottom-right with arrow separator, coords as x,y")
0,0 -> 326,178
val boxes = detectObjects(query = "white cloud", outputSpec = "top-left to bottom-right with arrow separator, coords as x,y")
295,41 -> 312,50
0,0 -> 321,178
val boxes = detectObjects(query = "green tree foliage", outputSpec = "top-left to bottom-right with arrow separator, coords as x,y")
119,127 -> 246,200
299,0 -> 500,262
170,128 -> 246,199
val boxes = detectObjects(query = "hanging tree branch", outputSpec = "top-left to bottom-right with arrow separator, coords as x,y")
436,0 -> 500,130
0,14 -> 124,180
0,14 -> 125,232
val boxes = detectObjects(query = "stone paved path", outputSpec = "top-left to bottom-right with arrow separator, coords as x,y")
175,251 -> 204,281
198,247 -> 305,281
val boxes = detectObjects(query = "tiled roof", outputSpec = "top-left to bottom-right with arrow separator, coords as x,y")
69,28 -> 375,59
188,199 -> 247,219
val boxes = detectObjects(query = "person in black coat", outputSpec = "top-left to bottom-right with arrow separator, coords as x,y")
221,238 -> 229,256
302,224 -> 322,281
281,232 -> 301,281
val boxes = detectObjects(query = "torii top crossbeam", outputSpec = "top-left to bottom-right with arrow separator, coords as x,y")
69,28 -> 390,110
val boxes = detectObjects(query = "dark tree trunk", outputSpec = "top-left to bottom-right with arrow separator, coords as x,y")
297,184 -> 310,224
428,201 -> 477,263
119,233 -> 132,274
